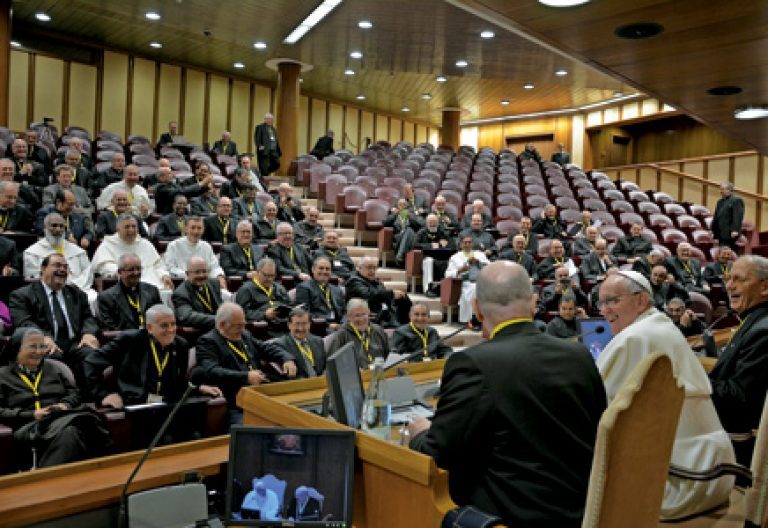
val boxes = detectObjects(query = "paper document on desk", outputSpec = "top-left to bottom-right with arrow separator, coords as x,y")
383,353 -> 409,369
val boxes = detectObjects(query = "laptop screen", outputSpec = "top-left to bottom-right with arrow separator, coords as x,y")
577,318 -> 613,361
225,426 -> 356,527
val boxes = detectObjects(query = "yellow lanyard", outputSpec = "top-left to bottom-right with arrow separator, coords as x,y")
0,211 -> 7,229
195,283 -> 213,313
516,252 -> 523,263
52,242 -> 65,255
462,251 -> 473,259
727,314 -> 750,346
208,200 -> 215,212
325,248 -> 337,258
227,341 -> 254,370
218,217 -> 230,244
150,339 -> 169,394
126,291 -> 143,326
489,318 -> 532,340
177,219 -> 185,236
72,168 -> 78,184
242,246 -> 254,270
410,323 -> 429,357
524,232 -> 530,247
253,279 -> 274,306
350,324 -> 371,361
127,189 -> 134,205
721,264 -> 729,277
294,338 -> 314,366
681,259 -> 693,275
317,282 -> 333,309
554,257 -> 564,265
18,371 -> 42,410
290,246 -> 300,271
247,201 -> 254,215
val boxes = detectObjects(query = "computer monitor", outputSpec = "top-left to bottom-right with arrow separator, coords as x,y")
225,426 -> 356,527
577,317 -> 613,361
324,343 -> 364,429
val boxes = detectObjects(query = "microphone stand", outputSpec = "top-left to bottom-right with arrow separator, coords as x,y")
117,382 -> 197,528
384,325 -> 469,372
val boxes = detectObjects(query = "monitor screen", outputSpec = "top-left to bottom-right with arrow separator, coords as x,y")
225,426 -> 356,527
324,343 -> 364,429
577,318 -> 613,361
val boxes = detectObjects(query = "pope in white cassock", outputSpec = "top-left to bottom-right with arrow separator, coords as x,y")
163,216 -> 225,284
241,480 -> 279,520
445,234 -> 490,323
596,270 -> 735,519
91,213 -> 174,291
24,212 -> 96,303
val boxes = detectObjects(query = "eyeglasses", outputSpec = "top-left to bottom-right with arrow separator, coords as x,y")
48,223 -> 65,228
595,292 -> 640,310
120,267 -> 143,273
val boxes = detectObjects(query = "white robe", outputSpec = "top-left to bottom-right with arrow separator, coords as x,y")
241,488 -> 279,520
23,239 -> 96,303
597,308 -> 735,519
163,237 -> 224,279
445,250 -> 490,323
91,234 -> 168,290
97,181 -> 154,217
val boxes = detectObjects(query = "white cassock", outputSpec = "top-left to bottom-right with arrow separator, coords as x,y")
97,181 -> 154,217
241,488 -> 279,520
445,250 -> 490,323
163,237 -> 224,279
23,240 -> 97,304
91,234 -> 168,290
597,308 -> 735,519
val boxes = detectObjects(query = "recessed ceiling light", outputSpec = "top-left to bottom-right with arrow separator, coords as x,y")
35,12 -> 51,22
356,94 -> 366,100
344,69 -> 355,76
145,11 -> 161,21
358,20 -> 373,29
421,93 -> 432,100
456,60 -> 468,68
299,78 -> 304,83
233,62 -> 245,69
523,83 -> 535,90
149,41 -> 162,49
538,0 -> 590,6
253,41 -> 267,50
402,107 -> 410,112
350,51 -> 363,59
480,30 -> 495,39
734,106 -> 768,120
10,41 -> 20,48
614,22 -> 664,40
555,69 -> 568,76
284,0 -> 343,44
500,99 -> 510,105
707,86 -> 742,96
436,75 -> 447,83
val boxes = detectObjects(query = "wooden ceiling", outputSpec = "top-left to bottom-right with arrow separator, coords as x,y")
9,1 -> 767,154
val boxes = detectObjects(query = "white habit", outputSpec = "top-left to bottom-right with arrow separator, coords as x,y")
24,239 -> 96,303
445,250 -> 489,323
97,181 -> 153,217
163,237 -> 224,279
91,234 -> 168,290
597,308 -> 735,519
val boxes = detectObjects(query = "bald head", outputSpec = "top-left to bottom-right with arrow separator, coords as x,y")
473,261 -> 533,334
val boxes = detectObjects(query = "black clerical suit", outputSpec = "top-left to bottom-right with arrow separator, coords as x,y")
665,256 -> 704,292
497,247 -> 537,280
0,235 -> 21,275
275,197 -> 305,224
324,323 -> 390,369
212,140 -> 238,157
232,197 -> 264,222
459,211 -> 492,230
235,280 -> 292,337
612,235 -> 651,260
536,256 -> 569,281
580,252 -> 618,281
271,334 -> 326,378
703,261 -> 732,287
293,221 -> 324,248
571,237 -> 596,258
309,135 -> 334,159
507,231 -> 538,256
312,246 -> 355,281
391,323 -> 452,360
27,144 -> 53,174
552,150 -> 571,167
459,228 -> 498,259
631,255 -> 656,280
410,321 -> 607,527
154,181 -> 206,215
254,122 -> 281,176
712,193 -> 744,250
546,316 -> 580,339
97,280 -> 163,331
203,215 -> 237,245
432,209 -> 459,232
189,195 -> 218,217
267,243 -> 311,278
414,226 -> 455,283
0,204 -> 35,233
532,216 -> 568,240
709,302 -> 768,465
195,328 -> 291,409
219,242 -> 264,279
650,281 -> 690,310
90,167 -> 123,198
254,217 -> 278,243
220,179 -> 249,201
538,282 -> 588,312
93,209 -> 146,239
34,207 -> 94,244
345,271 -> 411,327
172,279 -> 222,331
153,213 -> 187,241
294,280 -> 345,325
13,158 -> 48,198
382,211 -> 421,264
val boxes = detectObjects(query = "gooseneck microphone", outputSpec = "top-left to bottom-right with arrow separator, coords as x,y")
694,309 -> 739,358
575,324 -> 606,341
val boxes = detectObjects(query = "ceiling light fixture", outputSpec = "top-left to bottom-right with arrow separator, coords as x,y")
555,69 -> 568,76
734,106 -> 768,120
344,69 -> 355,75
421,93 -> 432,100
356,94 -> 366,100
358,20 -> 372,29
538,0 -> 590,6
614,22 -> 664,40
253,41 -> 267,50
402,107 -> 410,112
284,0 -> 343,44
523,83 -> 535,89
707,86 -> 742,96
10,41 -> 20,48
436,75 -> 447,83
455,60 -> 468,68
149,42 -> 163,49
480,30 -> 495,39
350,51 -> 363,59
233,62 -> 245,69
500,99 -> 510,105
145,11 -> 161,21
35,12 -> 51,22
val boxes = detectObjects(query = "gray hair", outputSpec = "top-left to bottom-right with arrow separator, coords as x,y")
649,249 -> 664,259
475,261 -> 532,310
667,297 -> 686,309
44,212 -> 64,227
288,306 -> 310,322
256,257 -> 275,271
346,298 -> 369,312
116,212 -> 137,226
146,304 -> 175,325
185,215 -> 203,227
237,219 -> 253,231
117,252 -> 141,270
215,302 -> 244,326
721,181 -> 735,191
737,255 -> 768,281
276,222 -> 293,235
0,180 -> 19,192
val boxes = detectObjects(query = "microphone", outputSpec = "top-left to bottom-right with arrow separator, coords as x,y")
117,371 -> 204,528
383,325 -> 467,372
574,325 -> 606,342
692,309 -> 739,358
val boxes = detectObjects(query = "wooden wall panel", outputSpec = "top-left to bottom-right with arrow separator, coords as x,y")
328,103 -> 343,151
734,156 -> 759,193
639,167 -> 657,190
33,56 -> 64,130
361,111 -> 374,146
130,58 -> 156,140
659,172 -> 678,195
230,80 -> 250,154
707,159 -> 730,185
572,114 -> 585,168
68,62 -> 97,132
343,106 -> 359,151
681,178 -> 703,204
478,123 -> 503,151
402,121 -> 415,145
705,185 -> 720,209
9,51 -> 29,132
310,99 -> 327,147
683,161 -> 704,178
157,64 -> 181,142
390,118 -> 402,143
183,69 -> 206,146
375,114 -> 388,142
416,124 -> 428,144
207,74 -> 229,145
252,84 -> 272,153
744,198 -> 758,230
762,202 -> 768,231
298,95 -> 309,156
101,51 -> 128,138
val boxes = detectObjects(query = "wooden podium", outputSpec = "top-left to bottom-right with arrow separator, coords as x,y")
237,359 -> 455,528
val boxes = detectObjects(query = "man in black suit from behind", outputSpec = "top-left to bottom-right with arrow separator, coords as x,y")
294,256 -> 345,330
712,181 -> 745,251
271,308 -> 327,378
211,130 -> 238,157
85,304 -> 222,408
220,220 -> 264,280
172,256 -> 223,332
9,253 -> 100,379
408,261 -> 607,527
97,253 -> 162,331
309,130 -> 334,159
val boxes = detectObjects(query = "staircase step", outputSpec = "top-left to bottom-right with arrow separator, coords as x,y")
376,268 -> 406,281
347,247 -> 379,259
384,280 -> 407,292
